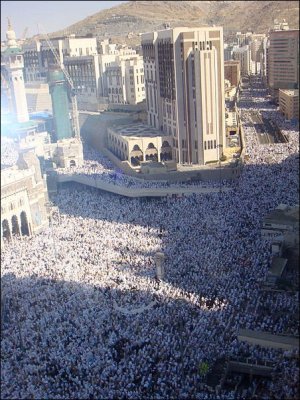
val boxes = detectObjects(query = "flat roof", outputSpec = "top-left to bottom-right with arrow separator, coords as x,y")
269,257 -> 287,277
264,207 -> 299,225
238,329 -> 299,349
226,111 -> 237,127
109,123 -> 169,138
279,89 -> 299,97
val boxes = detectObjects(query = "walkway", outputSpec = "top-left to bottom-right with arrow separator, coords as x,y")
57,174 -> 231,198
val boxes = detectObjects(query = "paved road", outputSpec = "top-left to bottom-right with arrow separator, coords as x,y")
248,111 -> 275,145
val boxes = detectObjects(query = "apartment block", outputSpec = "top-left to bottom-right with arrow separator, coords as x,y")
22,40 -> 44,82
22,35 -> 98,83
106,57 -> 145,105
236,32 -> 253,47
268,21 -> 299,99
232,45 -> 251,76
224,60 -> 241,87
141,26 -> 225,165
279,89 -> 299,120
260,37 -> 269,86
64,55 -> 100,110
224,43 -> 234,61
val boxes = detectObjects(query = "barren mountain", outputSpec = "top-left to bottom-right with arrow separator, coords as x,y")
49,1 -> 299,44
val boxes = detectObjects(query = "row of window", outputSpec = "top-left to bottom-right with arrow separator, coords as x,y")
1,199 -> 24,213
204,140 -> 217,150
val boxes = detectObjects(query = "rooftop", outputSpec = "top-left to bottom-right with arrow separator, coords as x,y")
109,123 -> 168,138
264,205 -> 299,226
279,89 -> 299,97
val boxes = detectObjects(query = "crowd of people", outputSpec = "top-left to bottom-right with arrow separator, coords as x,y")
56,145 -> 229,190
1,76 -> 299,399
0,138 -> 19,169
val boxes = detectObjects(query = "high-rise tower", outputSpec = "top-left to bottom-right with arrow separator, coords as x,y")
141,27 -> 225,165
2,19 -> 29,123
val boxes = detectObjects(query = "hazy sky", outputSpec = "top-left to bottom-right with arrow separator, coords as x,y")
1,1 -> 127,40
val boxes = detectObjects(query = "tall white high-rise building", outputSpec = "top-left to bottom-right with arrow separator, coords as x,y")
141,26 -> 225,165
2,19 -> 29,123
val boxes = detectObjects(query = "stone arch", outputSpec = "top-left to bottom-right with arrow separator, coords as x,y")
70,159 -> 76,167
160,140 -> 172,161
145,142 -> 158,161
2,219 -> 11,241
20,211 -> 30,236
130,144 -> 143,166
11,215 -> 20,236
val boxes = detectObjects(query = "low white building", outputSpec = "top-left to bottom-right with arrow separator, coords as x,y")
107,123 -> 172,166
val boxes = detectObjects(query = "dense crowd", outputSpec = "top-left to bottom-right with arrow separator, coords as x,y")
1,76 -> 299,399
0,138 -> 19,168
56,145 -> 228,190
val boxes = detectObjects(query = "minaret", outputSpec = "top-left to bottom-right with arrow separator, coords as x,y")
2,18 -> 29,123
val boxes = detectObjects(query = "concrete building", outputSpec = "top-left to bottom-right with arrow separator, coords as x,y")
260,37 -> 269,86
98,41 -> 144,102
107,123 -> 172,166
268,20 -> 299,99
236,32 -> 253,47
1,149 -> 49,243
232,45 -> 251,76
141,26 -> 226,165
25,82 -> 52,113
22,35 -> 98,83
22,40 -> 44,82
249,34 -> 266,75
64,54 -> 100,111
224,60 -> 241,87
279,89 -> 299,120
225,111 -> 239,137
224,43 -> 234,61
106,57 -> 145,105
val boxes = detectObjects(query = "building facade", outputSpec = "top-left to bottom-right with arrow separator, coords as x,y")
232,45 -> 251,76
268,21 -> 299,99
278,89 -> 299,120
106,57 -> 145,105
1,149 -> 49,243
142,26 -> 226,165
224,60 -> 241,87
107,123 -> 172,166
64,54 -> 100,110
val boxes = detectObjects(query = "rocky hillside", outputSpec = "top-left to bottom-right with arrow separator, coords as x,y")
48,1 -> 299,44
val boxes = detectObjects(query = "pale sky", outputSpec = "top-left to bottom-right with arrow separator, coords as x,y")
1,1 -> 128,40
